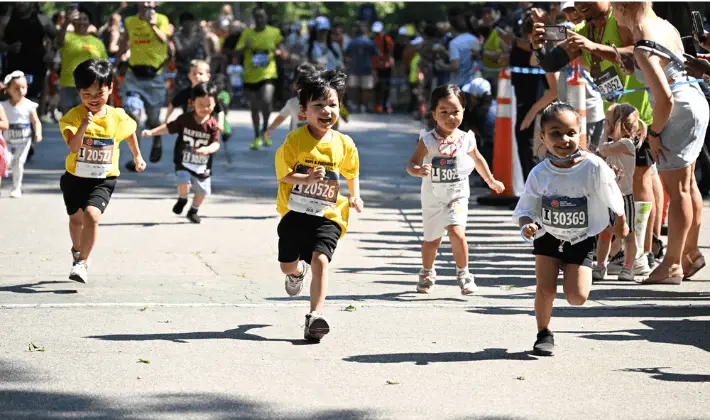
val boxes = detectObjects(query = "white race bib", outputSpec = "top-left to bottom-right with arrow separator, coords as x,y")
288,165 -> 340,217
541,196 -> 589,244
596,67 -> 623,97
251,51 -> 270,68
75,137 -> 114,179
6,123 -> 31,144
430,155 -> 468,199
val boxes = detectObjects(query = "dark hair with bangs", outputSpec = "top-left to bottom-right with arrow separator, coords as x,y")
191,82 -> 218,100
295,67 -> 347,107
539,101 -> 579,130
428,84 -> 465,115
74,59 -> 114,90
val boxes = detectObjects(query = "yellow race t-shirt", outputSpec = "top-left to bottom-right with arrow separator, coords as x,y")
236,26 -> 283,84
275,126 -> 360,237
124,14 -> 170,69
482,29 -> 502,69
60,105 -> 137,178
59,32 -> 108,88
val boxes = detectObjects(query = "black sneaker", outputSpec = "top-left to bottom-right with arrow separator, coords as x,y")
186,208 -> 201,224
149,139 -> 162,163
173,198 -> 188,215
653,234 -> 665,261
533,329 -> 555,356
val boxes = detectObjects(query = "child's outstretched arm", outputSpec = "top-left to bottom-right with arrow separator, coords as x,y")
346,177 -> 364,213
469,147 -> 504,193
30,107 -> 42,143
196,128 -> 221,156
264,115 -> 288,139
125,132 -> 146,172
518,216 -> 539,242
406,138 -> 430,177
142,124 -> 169,138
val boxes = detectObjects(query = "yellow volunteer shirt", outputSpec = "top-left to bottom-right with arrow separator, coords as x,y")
236,26 -> 283,84
275,126 -> 360,237
482,30 -> 502,69
59,32 -> 108,88
60,105 -> 137,178
124,14 -> 170,69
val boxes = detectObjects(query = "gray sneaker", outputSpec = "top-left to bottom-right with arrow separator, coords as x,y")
69,261 -> 88,284
633,254 -> 652,276
304,312 -> 330,341
607,251 -> 625,275
285,261 -> 309,297
457,271 -> 477,295
416,269 -> 436,293
618,265 -> 635,281
592,264 -> 607,281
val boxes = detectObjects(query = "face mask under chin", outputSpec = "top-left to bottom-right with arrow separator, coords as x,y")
546,148 -> 582,163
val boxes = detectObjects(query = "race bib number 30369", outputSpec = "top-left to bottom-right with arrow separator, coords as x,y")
288,165 -> 340,217
541,196 -> 589,243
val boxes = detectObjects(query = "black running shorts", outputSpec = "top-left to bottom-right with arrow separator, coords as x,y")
277,211 -> 342,264
60,171 -> 117,215
533,232 -> 595,268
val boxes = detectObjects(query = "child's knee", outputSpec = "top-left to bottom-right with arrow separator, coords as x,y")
422,238 -> 442,248
566,292 -> 588,306
280,261 -> 299,275
69,211 -> 84,226
312,252 -> 329,265
84,206 -> 102,225
446,225 -> 466,240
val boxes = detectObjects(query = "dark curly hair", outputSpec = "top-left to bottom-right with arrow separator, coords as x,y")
539,101 -> 579,131
295,66 -> 347,107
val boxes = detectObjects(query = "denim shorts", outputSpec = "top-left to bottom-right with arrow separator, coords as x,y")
176,170 -> 211,196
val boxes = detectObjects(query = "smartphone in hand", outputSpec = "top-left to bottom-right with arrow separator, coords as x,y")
692,11 -> 706,42
543,25 -> 567,41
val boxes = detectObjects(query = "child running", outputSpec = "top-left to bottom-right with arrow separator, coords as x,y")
274,67 -> 363,342
593,104 -> 650,281
142,83 -> 221,224
1,71 -> 43,198
515,102 -> 626,356
407,84 -> 504,295
60,59 -> 146,283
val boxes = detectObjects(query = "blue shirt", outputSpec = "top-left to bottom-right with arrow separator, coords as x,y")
344,36 -> 379,76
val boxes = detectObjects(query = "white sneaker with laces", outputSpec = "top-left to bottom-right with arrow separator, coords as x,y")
618,265 -> 635,281
633,254 -> 652,276
9,188 -> 21,198
457,271 -> 477,295
285,261 -> 309,297
304,312 -> 330,341
592,264 -> 607,281
607,251 -> 625,275
69,261 -> 88,284
416,268 -> 436,293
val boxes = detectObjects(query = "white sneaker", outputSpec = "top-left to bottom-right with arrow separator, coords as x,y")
457,271 -> 477,295
285,261 -> 309,297
606,251 -> 625,275
633,254 -> 652,276
416,268 -> 436,293
592,264 -> 607,281
9,188 -> 21,198
69,261 -> 88,284
304,312 -> 330,341
618,265 -> 635,281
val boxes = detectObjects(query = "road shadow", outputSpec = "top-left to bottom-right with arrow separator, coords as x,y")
618,367 -> 710,383
343,348 -> 538,366
467,305 -> 710,319
558,318 -> 710,353
86,324 -> 315,346
0,281 -> 78,295
266,291 -> 467,303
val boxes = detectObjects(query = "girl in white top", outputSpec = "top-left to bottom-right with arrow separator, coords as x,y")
595,104 -> 649,282
1,71 -> 42,198
515,102 -> 625,357
407,84 -> 504,295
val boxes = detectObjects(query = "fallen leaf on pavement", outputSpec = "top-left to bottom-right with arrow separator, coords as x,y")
386,380 -> 400,385
138,359 -> 151,364
27,343 -> 46,352
516,376 -> 526,381
344,305 -> 357,312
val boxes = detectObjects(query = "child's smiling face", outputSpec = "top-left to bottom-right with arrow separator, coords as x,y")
541,109 -> 581,159
302,88 -> 340,133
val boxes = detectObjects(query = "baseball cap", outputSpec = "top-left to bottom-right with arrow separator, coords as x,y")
561,1 -> 575,11
372,21 -> 384,33
462,78 -> 492,97
315,16 -> 330,31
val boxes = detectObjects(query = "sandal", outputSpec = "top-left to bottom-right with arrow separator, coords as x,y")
683,253 -> 706,280
638,264 -> 683,285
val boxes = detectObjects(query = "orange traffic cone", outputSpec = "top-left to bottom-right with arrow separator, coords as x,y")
567,60 -> 588,149
476,67 -> 524,206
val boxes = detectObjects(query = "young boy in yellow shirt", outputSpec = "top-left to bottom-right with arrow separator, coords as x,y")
274,67 -> 363,342
59,59 -> 146,283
